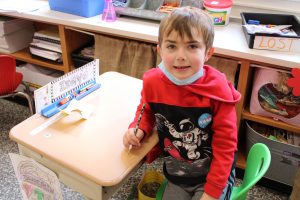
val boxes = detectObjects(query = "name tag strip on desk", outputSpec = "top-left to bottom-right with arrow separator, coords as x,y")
30,112 -> 66,136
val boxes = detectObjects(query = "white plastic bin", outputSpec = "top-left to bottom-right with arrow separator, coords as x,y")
203,0 -> 233,26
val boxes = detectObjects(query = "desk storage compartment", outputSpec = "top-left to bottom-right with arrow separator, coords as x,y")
240,12 -> 300,52
246,122 -> 300,186
249,66 -> 300,127
48,0 -> 105,17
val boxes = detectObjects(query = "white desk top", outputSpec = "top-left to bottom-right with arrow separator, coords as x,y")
10,72 -> 159,186
1,2 -> 299,68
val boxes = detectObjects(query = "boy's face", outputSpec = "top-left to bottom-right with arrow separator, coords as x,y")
157,30 -> 213,80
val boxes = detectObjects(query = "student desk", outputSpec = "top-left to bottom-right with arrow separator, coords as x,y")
9,71 -> 159,200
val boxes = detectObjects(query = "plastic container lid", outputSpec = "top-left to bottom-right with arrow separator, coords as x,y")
204,0 -> 233,9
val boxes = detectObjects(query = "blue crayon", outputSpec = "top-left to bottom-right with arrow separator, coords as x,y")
248,19 -> 260,25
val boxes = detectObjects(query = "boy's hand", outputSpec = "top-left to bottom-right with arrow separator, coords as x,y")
123,128 -> 144,149
200,193 -> 217,200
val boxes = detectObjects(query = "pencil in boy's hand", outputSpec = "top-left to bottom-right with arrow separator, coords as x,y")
128,103 -> 146,153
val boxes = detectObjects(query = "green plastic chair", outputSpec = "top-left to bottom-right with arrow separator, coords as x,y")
156,178 -> 168,200
156,143 -> 271,200
230,143 -> 271,200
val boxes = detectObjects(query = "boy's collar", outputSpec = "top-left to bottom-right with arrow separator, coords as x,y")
158,62 -> 203,86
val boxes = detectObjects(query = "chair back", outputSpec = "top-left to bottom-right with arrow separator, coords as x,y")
231,143 -> 271,200
0,55 -> 22,95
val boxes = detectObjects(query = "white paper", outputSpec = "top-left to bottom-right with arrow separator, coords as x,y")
0,0 -> 47,13
9,153 -> 63,200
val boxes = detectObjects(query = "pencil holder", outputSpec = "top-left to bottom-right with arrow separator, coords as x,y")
138,170 -> 164,200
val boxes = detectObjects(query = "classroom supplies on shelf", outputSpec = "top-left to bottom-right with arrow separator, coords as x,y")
114,0 -> 203,21
246,121 -> 300,186
34,59 -> 100,116
48,0 -> 105,17
203,0 -> 233,26
71,43 -> 95,68
241,12 -> 300,52
102,0 -> 117,22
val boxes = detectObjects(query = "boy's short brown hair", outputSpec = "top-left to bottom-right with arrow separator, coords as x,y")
158,7 -> 214,51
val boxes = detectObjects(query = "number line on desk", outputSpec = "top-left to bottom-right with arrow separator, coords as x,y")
30,113 -> 66,136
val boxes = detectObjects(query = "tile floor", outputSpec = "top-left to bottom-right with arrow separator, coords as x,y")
0,99 -> 290,200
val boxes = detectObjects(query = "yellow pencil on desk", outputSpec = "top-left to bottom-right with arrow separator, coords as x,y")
128,103 -> 146,154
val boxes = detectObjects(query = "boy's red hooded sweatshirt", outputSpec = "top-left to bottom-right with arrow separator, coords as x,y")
130,65 -> 241,199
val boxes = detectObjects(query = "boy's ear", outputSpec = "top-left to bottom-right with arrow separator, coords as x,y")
205,47 -> 215,61
156,45 -> 161,55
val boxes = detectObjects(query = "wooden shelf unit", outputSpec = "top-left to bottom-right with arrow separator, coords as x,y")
242,109 -> 300,134
0,21 -> 92,73
12,48 -> 65,72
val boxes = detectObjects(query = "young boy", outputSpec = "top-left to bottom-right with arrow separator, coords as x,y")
123,7 -> 241,200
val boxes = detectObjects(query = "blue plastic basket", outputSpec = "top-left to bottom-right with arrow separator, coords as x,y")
49,0 -> 105,17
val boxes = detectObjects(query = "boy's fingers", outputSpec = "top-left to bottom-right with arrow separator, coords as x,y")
126,128 -> 143,148
136,130 -> 144,140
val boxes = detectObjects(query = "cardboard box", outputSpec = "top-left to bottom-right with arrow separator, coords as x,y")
241,13 -> 300,53
48,0 -> 105,17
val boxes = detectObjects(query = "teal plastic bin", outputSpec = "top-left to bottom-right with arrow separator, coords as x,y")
49,0 -> 105,17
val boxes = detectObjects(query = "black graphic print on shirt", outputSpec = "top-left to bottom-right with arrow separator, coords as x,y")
149,103 -> 213,162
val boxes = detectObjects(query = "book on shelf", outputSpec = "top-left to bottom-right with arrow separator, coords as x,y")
29,46 -> 62,63
30,39 -> 62,53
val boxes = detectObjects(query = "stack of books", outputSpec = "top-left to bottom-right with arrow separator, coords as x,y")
0,16 -> 34,53
29,27 -> 62,63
